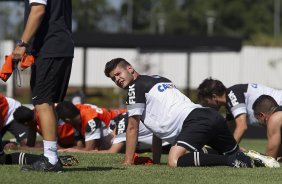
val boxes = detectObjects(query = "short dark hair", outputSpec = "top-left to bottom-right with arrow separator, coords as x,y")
252,95 -> 278,114
197,77 -> 227,101
104,58 -> 131,77
55,101 -> 80,119
13,106 -> 34,124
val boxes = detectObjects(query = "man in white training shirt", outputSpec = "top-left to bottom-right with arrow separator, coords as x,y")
104,58 -> 259,168
198,78 -> 282,143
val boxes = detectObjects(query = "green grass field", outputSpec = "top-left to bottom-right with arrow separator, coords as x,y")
0,139 -> 282,184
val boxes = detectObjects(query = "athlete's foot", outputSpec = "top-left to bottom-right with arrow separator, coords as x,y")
21,155 -> 63,172
228,151 -> 254,168
244,150 -> 280,168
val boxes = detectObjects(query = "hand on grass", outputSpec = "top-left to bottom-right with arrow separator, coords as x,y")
121,159 -> 132,166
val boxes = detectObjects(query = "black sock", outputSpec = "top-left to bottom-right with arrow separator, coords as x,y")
5,152 -> 40,165
177,152 -> 230,167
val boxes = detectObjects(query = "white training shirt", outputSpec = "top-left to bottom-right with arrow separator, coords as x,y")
226,83 -> 282,125
126,75 -> 201,144
111,112 -> 170,150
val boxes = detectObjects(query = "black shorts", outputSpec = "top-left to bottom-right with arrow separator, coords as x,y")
30,56 -> 73,105
0,120 -> 29,143
175,108 -> 238,155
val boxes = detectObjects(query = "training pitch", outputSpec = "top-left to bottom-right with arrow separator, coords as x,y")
0,139 -> 281,184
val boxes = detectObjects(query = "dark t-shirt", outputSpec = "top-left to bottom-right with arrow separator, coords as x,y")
225,84 -> 248,121
24,0 -> 74,58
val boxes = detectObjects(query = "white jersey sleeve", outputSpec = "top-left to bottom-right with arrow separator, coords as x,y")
6,97 -> 21,126
227,83 -> 282,125
126,75 -> 201,143
29,0 -> 47,5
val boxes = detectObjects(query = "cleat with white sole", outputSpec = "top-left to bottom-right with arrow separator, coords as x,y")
245,150 -> 280,168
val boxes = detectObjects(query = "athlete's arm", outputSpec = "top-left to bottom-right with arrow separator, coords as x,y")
233,114 -> 248,143
57,139 -> 99,153
74,140 -> 84,148
12,3 -> 46,58
23,3 -> 45,43
58,142 -> 125,154
84,139 -> 98,151
65,139 -> 98,151
94,143 -> 125,153
152,134 -> 162,164
122,115 -> 139,165
265,116 -> 281,159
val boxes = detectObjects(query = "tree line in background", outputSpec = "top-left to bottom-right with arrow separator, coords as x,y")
0,0 -> 281,46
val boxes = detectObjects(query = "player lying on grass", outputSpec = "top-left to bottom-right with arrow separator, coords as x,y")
55,101 -> 126,151
252,95 -> 282,161
197,78 -> 282,143
60,112 -> 171,154
0,93 -> 34,149
103,58 -> 277,168
13,106 -> 83,149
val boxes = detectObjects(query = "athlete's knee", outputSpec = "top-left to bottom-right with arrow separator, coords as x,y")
168,144 -> 189,167
167,157 -> 178,167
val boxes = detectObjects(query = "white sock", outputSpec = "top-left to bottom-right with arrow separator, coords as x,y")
43,140 -> 58,165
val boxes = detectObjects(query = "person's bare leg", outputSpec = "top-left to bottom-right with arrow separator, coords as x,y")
167,145 -> 188,167
35,103 -> 58,164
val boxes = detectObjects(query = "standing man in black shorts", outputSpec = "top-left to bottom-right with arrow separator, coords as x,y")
11,0 -> 74,172
104,58 -> 257,168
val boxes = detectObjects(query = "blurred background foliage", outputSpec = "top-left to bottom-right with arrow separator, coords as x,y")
0,0 -> 282,46
1,0 -> 282,107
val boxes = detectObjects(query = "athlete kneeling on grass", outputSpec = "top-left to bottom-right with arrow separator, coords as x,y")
55,101 -> 126,152
13,106 -> 83,149
103,58 -> 270,168
0,94 -> 34,149
62,112 -> 171,154
197,78 -> 282,144
103,112 -> 171,153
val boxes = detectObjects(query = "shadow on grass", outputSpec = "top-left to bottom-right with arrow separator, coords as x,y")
64,166 -> 125,172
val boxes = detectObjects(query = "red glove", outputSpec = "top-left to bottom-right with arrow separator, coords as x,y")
132,153 -> 154,165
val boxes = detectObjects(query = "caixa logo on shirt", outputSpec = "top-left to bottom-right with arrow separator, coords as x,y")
128,84 -> 136,104
158,83 -> 175,92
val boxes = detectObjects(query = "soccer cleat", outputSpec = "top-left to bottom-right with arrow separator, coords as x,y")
21,156 -> 63,172
228,151 -> 254,168
59,155 -> 79,166
244,150 -> 280,168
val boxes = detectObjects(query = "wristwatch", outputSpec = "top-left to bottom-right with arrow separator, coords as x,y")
16,39 -> 29,47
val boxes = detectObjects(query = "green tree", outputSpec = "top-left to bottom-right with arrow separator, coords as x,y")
72,0 -> 116,32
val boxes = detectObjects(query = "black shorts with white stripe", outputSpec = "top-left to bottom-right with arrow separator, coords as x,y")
174,108 -> 238,155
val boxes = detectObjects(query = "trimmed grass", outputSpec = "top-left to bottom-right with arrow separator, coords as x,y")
0,139 -> 281,184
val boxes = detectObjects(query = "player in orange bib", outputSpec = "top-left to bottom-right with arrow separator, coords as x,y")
13,106 -> 82,149
55,101 -> 127,152
0,93 -> 33,148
